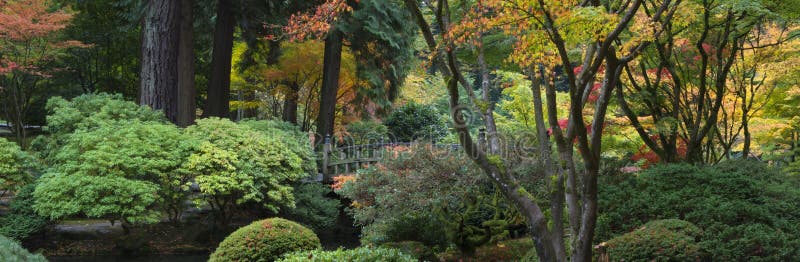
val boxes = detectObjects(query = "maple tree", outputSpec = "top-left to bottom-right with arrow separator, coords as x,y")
0,0 -> 83,147
617,0 -> 800,164
404,0 -> 682,260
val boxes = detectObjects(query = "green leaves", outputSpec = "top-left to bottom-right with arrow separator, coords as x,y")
0,138 -> 35,192
31,94 -> 313,225
34,173 -> 161,223
184,118 -> 310,214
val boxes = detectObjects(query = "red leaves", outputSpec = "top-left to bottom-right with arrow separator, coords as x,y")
645,68 -> 673,79
284,0 -> 353,41
0,0 -> 72,41
701,43 -> 713,54
631,136 -> 687,168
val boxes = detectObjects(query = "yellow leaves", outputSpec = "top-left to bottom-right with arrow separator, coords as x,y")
449,0 -> 635,68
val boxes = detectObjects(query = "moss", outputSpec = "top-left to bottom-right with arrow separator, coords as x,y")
487,154 -> 507,174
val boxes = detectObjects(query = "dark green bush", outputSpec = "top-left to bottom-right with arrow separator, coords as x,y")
603,219 -> 703,261
278,247 -> 416,262
0,234 -> 47,262
282,183 -> 340,231
209,218 -> 321,262
345,121 -> 389,144
0,184 -> 49,241
383,102 -> 447,142
382,241 -> 438,261
598,160 -> 800,261
364,214 -> 449,248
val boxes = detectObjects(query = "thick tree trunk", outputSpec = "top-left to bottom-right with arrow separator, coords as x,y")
177,0 -> 196,127
140,0 -> 181,123
205,0 -> 235,119
316,29 -> 343,138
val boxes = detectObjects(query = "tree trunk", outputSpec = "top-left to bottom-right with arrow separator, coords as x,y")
316,29 -> 343,138
177,0 -> 196,127
205,0 -> 235,119
140,0 -> 181,123
282,83 -> 299,125
742,108 -> 751,158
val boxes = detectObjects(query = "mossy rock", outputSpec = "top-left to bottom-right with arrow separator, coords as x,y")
209,218 -> 321,262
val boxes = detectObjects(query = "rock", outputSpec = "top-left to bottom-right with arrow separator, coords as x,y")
52,221 -> 124,240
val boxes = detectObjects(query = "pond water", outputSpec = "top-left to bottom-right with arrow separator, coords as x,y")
48,255 -> 209,262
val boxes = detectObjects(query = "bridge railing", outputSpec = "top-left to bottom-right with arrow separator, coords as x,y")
319,135 -> 460,183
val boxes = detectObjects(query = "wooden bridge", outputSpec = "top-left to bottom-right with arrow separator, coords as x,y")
317,134 -> 461,183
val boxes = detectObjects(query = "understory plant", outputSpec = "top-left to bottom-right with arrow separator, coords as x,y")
598,160 -> 800,261
184,118 -> 311,225
336,145 -> 523,253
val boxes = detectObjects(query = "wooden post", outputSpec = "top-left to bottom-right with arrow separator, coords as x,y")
322,134 -> 332,183
478,128 -> 487,151
339,147 -> 350,174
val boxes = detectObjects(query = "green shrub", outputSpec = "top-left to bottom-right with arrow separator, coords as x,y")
0,234 -> 47,262
209,218 -> 320,262
278,247 -> 416,262
32,94 -> 166,162
439,238 -> 535,262
384,102 -> 447,142
337,145 -> 522,252
0,184 -> 49,241
184,118 -> 310,224
603,219 -> 703,261
282,183 -> 340,231
345,121 -> 389,144
361,214 -> 449,248
598,160 -> 800,261
241,120 -> 316,174
0,137 -> 35,193
382,241 -> 438,262
33,121 -> 195,225
40,93 -> 164,136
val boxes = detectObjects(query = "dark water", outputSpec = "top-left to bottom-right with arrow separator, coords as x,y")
48,255 -> 208,262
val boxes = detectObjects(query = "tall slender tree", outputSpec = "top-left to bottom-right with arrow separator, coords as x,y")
204,0 -> 235,118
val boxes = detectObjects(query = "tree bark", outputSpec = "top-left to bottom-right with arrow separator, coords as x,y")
140,0 -> 181,123
177,0 -> 196,127
316,29 -> 343,138
205,0 -> 235,119
282,83 -> 299,125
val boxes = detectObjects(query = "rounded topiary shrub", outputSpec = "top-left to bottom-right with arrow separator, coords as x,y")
0,234 -> 47,262
278,247 -> 416,262
384,102 -> 447,142
602,219 -> 703,261
209,218 -> 321,262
